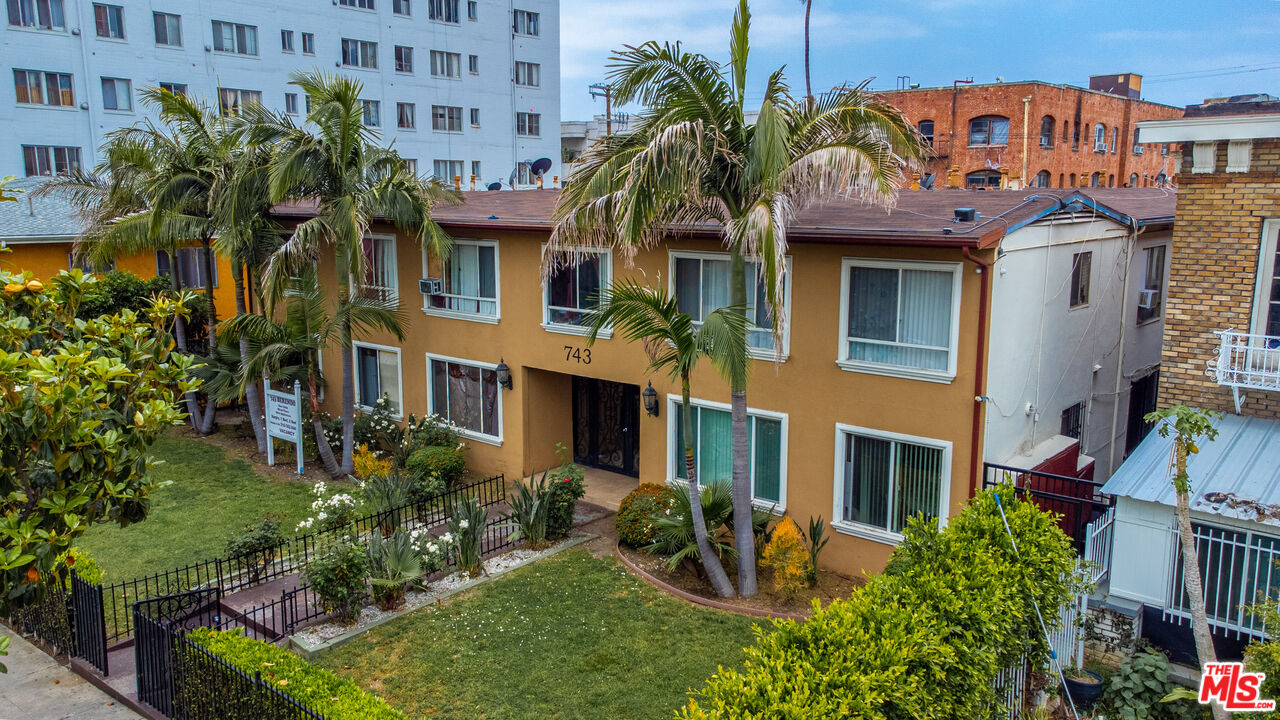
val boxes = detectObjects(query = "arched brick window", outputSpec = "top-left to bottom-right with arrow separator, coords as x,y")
1033,170 -> 1051,187
918,120 -> 934,147
968,115 -> 1009,146
965,170 -> 1002,189
1039,116 -> 1055,147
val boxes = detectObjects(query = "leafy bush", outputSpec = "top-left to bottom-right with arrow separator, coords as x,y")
616,483 -> 676,547
366,529 -> 421,611
802,515 -> 830,586
760,517 -> 807,599
362,472 -> 413,536
303,537 -> 368,623
390,413 -> 459,467
352,444 -> 391,480
406,446 -> 466,488
648,480 -> 736,573
444,497 -> 487,576
62,548 -> 103,588
1100,649 -> 1206,720
75,270 -> 174,319
507,472 -> 554,549
352,395 -> 401,451
680,487 -> 1086,719
1247,600 -> 1280,720
187,628 -> 407,719
296,481 -> 361,533
545,450 -> 585,540
224,517 -> 285,583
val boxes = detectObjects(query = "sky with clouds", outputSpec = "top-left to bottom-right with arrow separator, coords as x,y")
558,0 -> 1280,120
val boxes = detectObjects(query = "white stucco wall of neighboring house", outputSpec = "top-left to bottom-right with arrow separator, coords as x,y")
1,0 -> 561,187
1107,495 -> 1177,608
985,212 -> 1169,480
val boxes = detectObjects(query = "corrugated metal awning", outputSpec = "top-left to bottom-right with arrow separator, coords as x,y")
1102,413 -> 1280,525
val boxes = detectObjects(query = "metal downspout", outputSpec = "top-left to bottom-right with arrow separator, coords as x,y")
964,245 -> 994,495
1106,217 -> 1144,475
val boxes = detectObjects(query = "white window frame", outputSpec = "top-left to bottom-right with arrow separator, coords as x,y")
540,244 -> 613,338
831,423 -> 952,546
665,394 -> 788,513
352,341 -> 404,419
430,50 -> 461,79
100,76 -> 132,112
425,352 -> 503,445
667,249 -> 793,362
342,38 -> 378,70
514,61 -> 540,87
1251,219 -> 1280,337
836,257 -> 962,383
515,111 -> 541,137
211,20 -> 258,56
301,32 -> 315,55
512,9 -> 538,36
351,232 -> 398,303
153,11 -> 181,47
421,238 -> 500,324
394,45 -> 413,73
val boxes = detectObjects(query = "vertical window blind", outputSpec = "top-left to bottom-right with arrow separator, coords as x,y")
840,432 -> 944,534
846,265 -> 953,372
672,402 -> 783,504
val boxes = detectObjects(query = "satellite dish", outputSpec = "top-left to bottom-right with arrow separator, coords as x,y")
921,173 -> 936,190
530,157 -> 553,177
487,182 -> 502,191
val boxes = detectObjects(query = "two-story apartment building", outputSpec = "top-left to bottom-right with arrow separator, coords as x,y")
2,0 -> 560,186
280,186 -> 1173,576
1101,99 -> 1280,662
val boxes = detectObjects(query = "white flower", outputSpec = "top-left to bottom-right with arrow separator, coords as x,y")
317,511 -> 327,520
426,542 -> 439,554
441,532 -> 454,544
458,520 -> 469,530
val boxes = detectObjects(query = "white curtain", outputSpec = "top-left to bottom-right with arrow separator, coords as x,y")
897,269 -> 951,371
377,351 -> 400,414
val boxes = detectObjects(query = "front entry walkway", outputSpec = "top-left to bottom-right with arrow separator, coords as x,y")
0,628 -> 141,720
581,466 -> 639,511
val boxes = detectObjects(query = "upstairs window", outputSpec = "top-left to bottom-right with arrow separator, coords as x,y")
212,20 -> 258,55
514,61 -> 540,87
515,111 -> 540,137
218,87 -> 261,115
395,45 -> 413,73
1060,401 -> 1085,440
1137,245 -> 1166,324
8,0 -> 65,30
427,239 -> 499,320
840,258 -> 960,380
1039,115 -> 1054,147
433,159 -> 462,181
1093,123 -> 1106,152
284,92 -> 298,115
1033,170 -> 1051,188
1111,127 -> 1118,154
393,0 -> 410,15
432,105 -> 463,132
342,38 -> 378,69
22,145 -> 79,177
361,99 -> 380,127
513,9 -> 539,35
158,82 -> 186,96
280,29 -> 294,52
100,77 -> 132,111
1253,221 -> 1280,337
14,69 -> 73,106
428,0 -> 459,22
468,54 -> 479,74
93,3 -> 123,38
153,12 -> 181,46
968,115 -> 1008,146
672,251 -> 790,358
397,102 -> 415,129
467,0 -> 477,19
430,50 -> 460,78
357,234 -> 397,302
544,249 -> 610,331
1069,251 -> 1092,308
965,170 -> 1001,189
338,0 -> 375,8
301,32 -> 315,55
917,120 -> 934,147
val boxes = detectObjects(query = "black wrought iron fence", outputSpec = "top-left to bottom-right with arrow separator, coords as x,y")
13,582 -> 73,657
982,462 -> 1113,547
134,589 -> 222,717
101,474 -> 507,641
70,570 -> 108,674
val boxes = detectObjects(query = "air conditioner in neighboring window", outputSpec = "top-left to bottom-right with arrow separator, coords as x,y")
419,278 -> 444,295
1133,146 -> 1144,155
1094,141 -> 1108,152
1138,288 -> 1161,309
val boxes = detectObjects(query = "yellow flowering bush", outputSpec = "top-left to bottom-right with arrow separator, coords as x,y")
760,517 -> 808,599
352,444 -> 391,480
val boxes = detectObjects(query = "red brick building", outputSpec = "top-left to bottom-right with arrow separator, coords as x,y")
879,74 -> 1183,190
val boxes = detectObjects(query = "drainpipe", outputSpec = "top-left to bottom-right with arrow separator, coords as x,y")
1021,96 -> 1032,188
1106,217 -> 1144,476
963,245 -> 994,496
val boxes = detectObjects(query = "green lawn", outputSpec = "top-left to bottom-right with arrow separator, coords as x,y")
315,548 -> 765,720
75,434 -> 324,582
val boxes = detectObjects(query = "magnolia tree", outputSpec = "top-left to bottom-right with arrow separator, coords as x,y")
0,270 -> 197,608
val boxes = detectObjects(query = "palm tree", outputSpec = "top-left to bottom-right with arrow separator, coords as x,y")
220,267 -> 406,478
551,0 -> 926,595
584,279 -> 745,597
254,70 -> 459,475
799,0 -> 813,102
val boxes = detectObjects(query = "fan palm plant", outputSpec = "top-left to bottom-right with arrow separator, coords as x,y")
251,70 -> 459,475
367,529 -> 422,610
219,267 -> 405,478
646,479 -> 737,575
552,0 -> 926,595
584,279 -> 745,597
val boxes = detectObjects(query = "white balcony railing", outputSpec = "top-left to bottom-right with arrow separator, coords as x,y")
1209,329 -> 1280,412
1165,521 -> 1280,639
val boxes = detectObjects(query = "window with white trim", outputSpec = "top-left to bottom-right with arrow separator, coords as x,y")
22,145 -> 79,176
280,29 -> 294,52
432,105 -> 463,132
432,159 -> 462,182
968,115 -> 1008,146
834,425 -> 949,540
301,32 -> 315,55
468,54 -> 479,74
512,9 -> 538,35
159,82 -> 186,96
670,398 -> 785,508
426,239 -> 498,320
153,12 -> 181,46
339,0 -> 376,8
93,3 -> 123,39
14,69 -> 73,106
428,0 -> 459,22
393,0 -> 410,15
1137,245 -> 1166,324
101,77 -> 132,111
284,93 -> 298,115
430,50 -> 460,78
397,102 -> 415,130
544,249 -> 610,331
839,258 -> 960,380
211,20 -> 257,55
361,99 -> 380,127
514,61 -> 540,87
1253,220 -> 1280,337
342,38 -> 378,69
395,46 -> 413,73
356,235 -> 397,302
671,251 -> 790,358
7,0 -> 65,30
218,87 -> 261,115
428,355 -> 500,441
515,112 -> 540,137
354,343 -> 402,415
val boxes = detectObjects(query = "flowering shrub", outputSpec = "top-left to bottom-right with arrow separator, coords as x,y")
408,527 -> 448,574
616,484 -> 676,547
391,413 -> 460,467
352,444 -> 392,480
445,497 -> 488,576
303,537 -> 369,624
546,446 -> 586,540
760,518 -> 807,599
352,395 -> 400,451
406,445 -> 466,487
296,481 -> 362,533
225,517 -> 285,583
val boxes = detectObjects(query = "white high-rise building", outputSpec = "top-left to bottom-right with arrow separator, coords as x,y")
2,0 -> 560,188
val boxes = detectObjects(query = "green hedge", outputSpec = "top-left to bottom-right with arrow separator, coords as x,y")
188,628 -> 406,720
680,487 -> 1083,719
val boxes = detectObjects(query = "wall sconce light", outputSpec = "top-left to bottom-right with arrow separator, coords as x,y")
642,381 -> 659,417
496,358 -> 513,390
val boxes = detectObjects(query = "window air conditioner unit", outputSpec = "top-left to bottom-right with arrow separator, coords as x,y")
419,278 -> 443,295
1094,141 -> 1107,152
1138,288 -> 1160,309
1134,146 -> 1144,155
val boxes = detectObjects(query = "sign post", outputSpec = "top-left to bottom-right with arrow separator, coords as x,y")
264,380 -> 305,475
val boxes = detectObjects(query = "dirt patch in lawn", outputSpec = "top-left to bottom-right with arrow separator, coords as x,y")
617,543 -> 865,617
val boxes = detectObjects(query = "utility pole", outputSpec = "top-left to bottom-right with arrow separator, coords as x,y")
589,82 -> 612,136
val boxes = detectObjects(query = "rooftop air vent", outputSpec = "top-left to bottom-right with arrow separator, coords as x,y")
954,207 -> 977,222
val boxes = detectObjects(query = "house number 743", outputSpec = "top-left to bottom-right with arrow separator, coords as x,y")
564,346 -> 592,364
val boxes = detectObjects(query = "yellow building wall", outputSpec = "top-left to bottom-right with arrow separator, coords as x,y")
317,224 -> 991,577
2,240 -> 241,318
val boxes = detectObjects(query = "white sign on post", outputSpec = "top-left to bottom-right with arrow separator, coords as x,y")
264,379 -> 305,475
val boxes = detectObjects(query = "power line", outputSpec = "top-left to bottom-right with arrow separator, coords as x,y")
1145,62 -> 1280,84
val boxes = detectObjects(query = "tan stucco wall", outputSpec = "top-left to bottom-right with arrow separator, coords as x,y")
317,224 -> 990,577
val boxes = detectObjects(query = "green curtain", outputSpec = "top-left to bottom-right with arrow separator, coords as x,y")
673,405 -> 698,480
753,418 -> 782,503
698,407 -> 733,484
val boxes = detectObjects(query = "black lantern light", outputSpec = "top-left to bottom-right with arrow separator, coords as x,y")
496,358 -> 513,390
642,381 -> 659,417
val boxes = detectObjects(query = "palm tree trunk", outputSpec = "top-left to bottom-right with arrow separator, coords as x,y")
728,250 -> 757,597
339,325 -> 356,476
197,238 -> 220,435
1174,441 -> 1228,720
803,0 -> 813,102
167,251 -> 204,431
233,265 -> 269,453
682,378 -> 735,597
309,368 -> 342,478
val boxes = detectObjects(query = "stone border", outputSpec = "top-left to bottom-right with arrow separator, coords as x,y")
614,543 -> 808,622
290,534 -> 595,659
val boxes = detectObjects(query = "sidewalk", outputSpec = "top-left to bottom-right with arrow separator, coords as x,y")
0,628 -> 140,720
